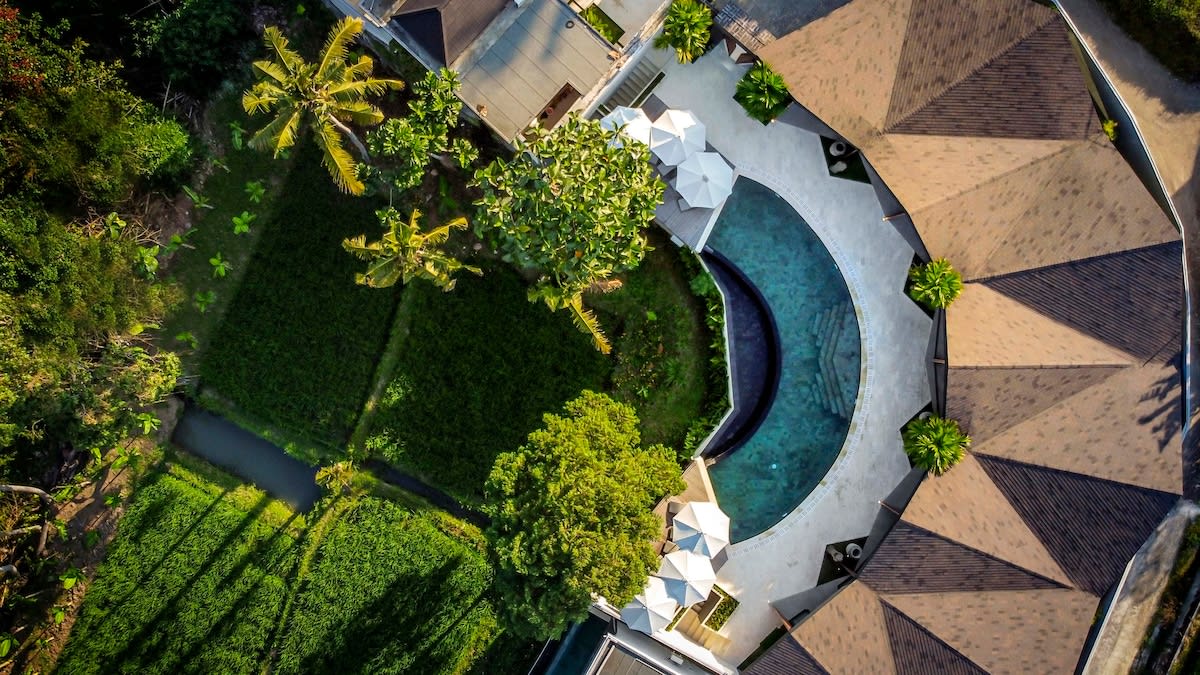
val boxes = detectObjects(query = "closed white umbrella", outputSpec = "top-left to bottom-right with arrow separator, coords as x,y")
600,106 -> 653,147
656,549 -> 716,607
650,109 -> 705,166
620,576 -> 679,634
671,501 -> 731,557
673,153 -> 734,210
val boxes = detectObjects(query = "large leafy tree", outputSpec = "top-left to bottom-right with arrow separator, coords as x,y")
484,391 -> 683,640
365,68 -> 477,193
654,0 -> 713,64
472,114 -> 664,352
343,207 -> 480,291
243,18 -> 403,195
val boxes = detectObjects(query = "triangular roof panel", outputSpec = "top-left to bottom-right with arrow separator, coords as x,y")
898,455 -> 1074,586
860,521 -> 1065,594
947,365 -> 1124,443
792,582 -> 897,675
884,589 -> 1098,674
971,358 -> 1183,494
977,455 -> 1178,595
742,634 -> 830,675
881,601 -> 987,675
885,0 -> 1058,126
983,242 -> 1184,363
887,17 -> 1096,139
946,284 -> 1134,368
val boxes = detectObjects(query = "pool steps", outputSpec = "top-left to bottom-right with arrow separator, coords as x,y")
810,302 -> 858,420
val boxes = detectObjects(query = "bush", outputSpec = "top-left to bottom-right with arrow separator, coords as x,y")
703,586 -> 739,631
734,62 -> 791,124
907,257 -> 963,310
653,0 -> 712,64
1096,0 -> 1200,82
902,414 -> 970,476
581,5 -> 625,45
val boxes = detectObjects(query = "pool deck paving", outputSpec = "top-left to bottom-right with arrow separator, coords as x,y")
648,48 -> 933,665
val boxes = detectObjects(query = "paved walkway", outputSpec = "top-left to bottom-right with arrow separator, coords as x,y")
649,48 -> 932,664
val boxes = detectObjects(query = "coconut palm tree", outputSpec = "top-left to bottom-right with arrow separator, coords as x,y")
528,277 -> 622,355
242,18 -> 403,195
901,415 -> 970,476
343,207 -> 481,291
654,0 -> 713,64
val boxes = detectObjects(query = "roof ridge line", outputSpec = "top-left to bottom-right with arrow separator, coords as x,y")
973,239 -> 1183,284
878,597 -> 990,674
974,452 -> 1180,499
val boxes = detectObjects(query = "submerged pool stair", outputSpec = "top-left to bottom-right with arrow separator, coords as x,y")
809,302 -> 858,420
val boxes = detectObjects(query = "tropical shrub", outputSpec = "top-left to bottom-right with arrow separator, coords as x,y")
902,414 -> 970,476
654,0 -> 713,64
581,5 -> 625,45
484,391 -> 684,639
703,586 -> 739,631
472,114 -> 664,351
907,257 -> 963,309
734,61 -> 791,124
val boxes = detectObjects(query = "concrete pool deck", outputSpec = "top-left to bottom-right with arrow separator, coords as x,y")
648,47 -> 933,664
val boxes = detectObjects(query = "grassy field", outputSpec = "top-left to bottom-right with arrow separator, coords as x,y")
360,234 -> 718,502
197,144 -> 401,459
362,265 -> 611,503
56,461 -> 533,674
54,471 -> 301,674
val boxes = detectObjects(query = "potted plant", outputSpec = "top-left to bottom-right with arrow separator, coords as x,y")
901,414 -> 970,476
654,0 -> 713,64
907,257 -> 963,310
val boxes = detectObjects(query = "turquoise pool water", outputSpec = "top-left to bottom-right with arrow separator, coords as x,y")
707,178 -> 861,542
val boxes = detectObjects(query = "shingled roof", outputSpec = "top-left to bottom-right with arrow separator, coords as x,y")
385,0 -> 508,66
745,0 -> 1185,672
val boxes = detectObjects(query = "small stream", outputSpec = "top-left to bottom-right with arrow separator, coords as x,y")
172,406 -> 322,511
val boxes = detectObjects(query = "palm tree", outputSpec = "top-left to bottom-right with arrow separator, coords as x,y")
901,415 -> 970,476
654,0 -> 713,64
343,207 -> 481,291
242,18 -> 403,195
528,278 -> 622,355
907,258 -> 963,309
315,460 -> 356,496
734,62 -> 791,124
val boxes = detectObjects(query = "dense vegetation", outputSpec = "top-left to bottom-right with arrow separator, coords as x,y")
485,392 -> 684,640
199,144 -> 402,458
1097,0 -> 1200,82
56,460 -> 527,673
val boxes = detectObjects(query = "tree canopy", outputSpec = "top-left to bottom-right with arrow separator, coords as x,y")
343,207 -> 480,291
654,0 -> 713,64
472,114 -> 664,351
484,391 -> 683,640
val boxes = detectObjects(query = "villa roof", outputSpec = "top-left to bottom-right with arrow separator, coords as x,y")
385,0 -> 509,66
458,0 -> 610,139
745,0 -> 1186,672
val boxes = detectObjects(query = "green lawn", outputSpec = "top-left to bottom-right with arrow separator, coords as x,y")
57,461 -> 533,674
197,144 -> 401,460
362,265 -> 611,503
361,234 -> 718,503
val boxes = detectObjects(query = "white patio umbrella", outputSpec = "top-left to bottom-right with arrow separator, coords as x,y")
671,501 -> 731,557
673,152 -> 734,210
619,576 -> 679,635
600,106 -> 653,147
649,109 -> 706,166
656,549 -> 716,607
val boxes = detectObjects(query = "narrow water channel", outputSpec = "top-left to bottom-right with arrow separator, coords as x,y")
172,405 -> 322,511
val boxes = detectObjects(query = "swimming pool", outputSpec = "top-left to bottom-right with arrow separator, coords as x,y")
706,178 -> 861,542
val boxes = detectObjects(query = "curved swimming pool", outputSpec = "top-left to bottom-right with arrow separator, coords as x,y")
706,178 -> 861,542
